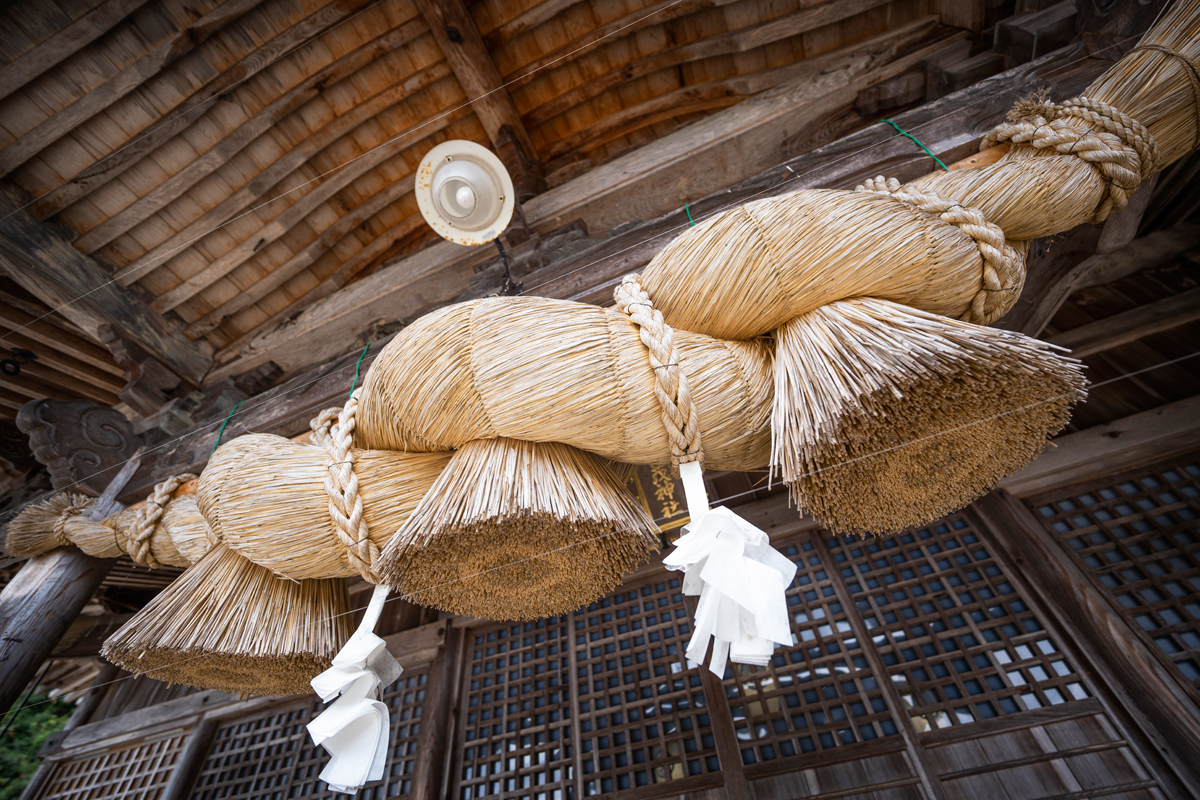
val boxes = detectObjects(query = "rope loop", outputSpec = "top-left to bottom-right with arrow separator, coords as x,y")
317,388 -> 379,583
130,473 -> 197,568
982,95 -> 1159,222
614,275 -> 704,465
856,176 -> 1024,325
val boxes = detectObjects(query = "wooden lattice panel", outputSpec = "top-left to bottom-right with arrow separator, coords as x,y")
575,577 -> 720,795
1033,458 -> 1200,690
725,537 -> 900,765
459,617 -> 576,800
191,668 -> 428,800
34,731 -> 188,800
827,516 -> 1090,731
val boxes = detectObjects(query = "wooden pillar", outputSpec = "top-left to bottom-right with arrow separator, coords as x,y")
411,621 -> 464,800
0,549 -> 116,712
969,489 -> 1200,793
683,596 -> 753,800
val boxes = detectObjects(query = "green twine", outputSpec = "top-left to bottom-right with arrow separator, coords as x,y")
684,204 -> 696,226
211,399 -> 244,456
883,119 -> 948,171
350,342 -> 371,400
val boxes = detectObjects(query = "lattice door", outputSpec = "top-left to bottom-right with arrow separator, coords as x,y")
826,514 -> 1091,731
32,731 -> 189,800
190,668 -> 428,800
1031,456 -> 1200,692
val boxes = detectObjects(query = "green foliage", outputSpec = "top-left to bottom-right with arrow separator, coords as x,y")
0,693 -> 74,800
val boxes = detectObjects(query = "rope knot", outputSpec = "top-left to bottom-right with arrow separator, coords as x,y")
614,275 -> 704,467
129,473 -> 197,568
855,177 -> 1024,325
983,95 -> 1158,222
316,390 -> 380,583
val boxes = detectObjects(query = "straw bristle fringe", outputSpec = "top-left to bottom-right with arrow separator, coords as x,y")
6,493 -> 96,556
101,543 -> 352,696
379,438 -> 660,620
771,298 -> 1087,535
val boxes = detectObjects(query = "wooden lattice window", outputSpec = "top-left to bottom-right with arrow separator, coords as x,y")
827,515 -> 1090,730
575,577 -> 720,795
34,730 -> 189,800
458,617 -> 575,800
1033,458 -> 1200,690
725,537 -> 899,765
191,669 -> 428,800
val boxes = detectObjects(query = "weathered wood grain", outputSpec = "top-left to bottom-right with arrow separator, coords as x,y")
1049,286 -> 1200,358
0,185 -> 211,385
0,0 -> 151,104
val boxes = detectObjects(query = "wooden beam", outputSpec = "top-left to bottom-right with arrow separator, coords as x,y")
409,621 -> 460,800
0,549 -> 116,712
968,490 -> 1200,793
414,0 -> 540,163
0,185 -> 211,386
0,0 -> 151,104
0,0 -> 264,177
998,394 -> 1200,498
1048,286 -> 1200,357
50,613 -> 135,658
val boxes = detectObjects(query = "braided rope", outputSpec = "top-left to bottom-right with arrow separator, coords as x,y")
982,95 -> 1159,222
316,389 -> 379,582
857,176 -> 1024,325
1132,44 -> 1200,150
128,473 -> 197,568
614,275 -> 704,465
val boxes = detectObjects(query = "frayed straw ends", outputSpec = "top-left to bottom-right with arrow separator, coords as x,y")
379,438 -> 660,620
101,543 -> 352,696
6,493 -> 100,557
771,298 -> 1087,535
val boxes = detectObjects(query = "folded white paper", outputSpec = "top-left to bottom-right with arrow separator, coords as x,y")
308,584 -> 402,794
666,462 -> 797,675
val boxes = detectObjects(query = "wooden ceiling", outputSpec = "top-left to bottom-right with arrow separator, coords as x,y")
0,0 -> 989,420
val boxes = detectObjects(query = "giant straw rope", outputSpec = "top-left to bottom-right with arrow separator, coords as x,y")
9,0 -> 1200,696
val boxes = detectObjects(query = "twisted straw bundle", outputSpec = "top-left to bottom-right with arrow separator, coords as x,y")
101,543 -> 352,696
773,298 -> 1086,534
354,297 -> 773,469
379,438 -> 660,619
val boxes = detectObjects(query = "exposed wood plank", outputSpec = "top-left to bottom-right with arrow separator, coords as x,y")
2,358 -> 120,405
0,185 -> 211,385
527,18 -> 951,234
0,302 -> 125,376
0,0 -> 151,104
483,0 -> 578,44
209,43 -> 1106,384
185,177 -> 419,338
114,34 -> 442,286
1049,287 -> 1200,358
160,717 -> 218,800
937,0 -> 986,33
999,395 -> 1200,498
968,490 -> 1200,794
0,327 -> 124,393
414,0 -> 539,160
0,548 -> 116,713
68,0 -> 385,254
408,620 -> 458,800
31,0 -> 389,219
149,102 -> 468,314
51,612 -> 135,658
0,0 -> 264,177
520,0 -> 896,129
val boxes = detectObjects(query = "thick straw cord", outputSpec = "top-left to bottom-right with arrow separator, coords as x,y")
856,177 -> 1024,325
128,473 -> 197,568
313,390 -> 379,583
983,95 -> 1159,222
614,275 -> 703,465
1131,44 -> 1200,150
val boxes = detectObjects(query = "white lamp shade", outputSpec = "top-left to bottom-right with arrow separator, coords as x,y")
415,140 -> 515,246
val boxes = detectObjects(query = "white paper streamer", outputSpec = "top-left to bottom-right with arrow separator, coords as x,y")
666,462 -> 797,675
308,584 -> 402,794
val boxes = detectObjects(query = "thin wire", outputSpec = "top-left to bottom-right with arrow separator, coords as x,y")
0,0 -> 693,347
12,348 -> 1200,713
0,0 -> 389,227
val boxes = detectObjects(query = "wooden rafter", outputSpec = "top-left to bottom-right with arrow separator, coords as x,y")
0,186 -> 211,386
414,0 -> 540,163
0,0 -> 152,104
